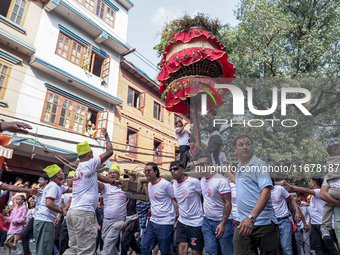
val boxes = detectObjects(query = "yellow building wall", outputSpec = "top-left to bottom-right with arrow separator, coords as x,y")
112,68 -> 189,175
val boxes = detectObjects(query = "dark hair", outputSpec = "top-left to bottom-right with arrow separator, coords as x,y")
39,173 -> 50,183
146,162 -> 160,177
189,137 -> 196,143
17,195 -> 26,202
15,177 -> 23,183
198,152 -> 212,163
208,109 -> 217,116
175,120 -> 183,126
311,177 -> 323,188
170,161 -> 185,169
1,205 -> 8,212
327,145 -> 340,156
234,135 -> 253,147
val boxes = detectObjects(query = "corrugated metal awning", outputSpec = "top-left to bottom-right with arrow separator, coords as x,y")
0,146 -> 13,159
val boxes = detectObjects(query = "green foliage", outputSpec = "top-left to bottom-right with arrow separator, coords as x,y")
153,13 -> 222,59
211,0 -> 340,180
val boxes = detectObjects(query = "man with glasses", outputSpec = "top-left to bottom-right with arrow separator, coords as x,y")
197,154 -> 233,255
141,162 -> 176,255
170,161 -> 204,255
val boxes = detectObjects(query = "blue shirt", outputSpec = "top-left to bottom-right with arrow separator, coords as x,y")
235,155 -> 278,226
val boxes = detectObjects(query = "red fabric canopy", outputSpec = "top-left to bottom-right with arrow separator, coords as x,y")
158,47 -> 235,94
164,77 -> 226,114
160,27 -> 227,69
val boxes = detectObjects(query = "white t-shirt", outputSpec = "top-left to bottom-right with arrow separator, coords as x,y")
271,185 -> 290,218
173,176 -> 203,227
211,152 -> 227,167
69,156 -> 102,213
35,180 -> 69,223
230,183 -> 237,220
310,189 -> 324,225
175,128 -> 189,146
34,188 -> 43,218
201,173 -> 231,221
62,192 -> 72,205
148,178 -> 176,225
298,205 -> 310,229
101,183 -> 127,219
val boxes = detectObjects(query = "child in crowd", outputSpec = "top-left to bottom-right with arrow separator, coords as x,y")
5,195 -> 28,255
321,138 -> 340,239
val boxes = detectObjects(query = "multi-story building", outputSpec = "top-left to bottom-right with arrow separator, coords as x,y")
113,59 -> 189,175
2,0 -> 134,182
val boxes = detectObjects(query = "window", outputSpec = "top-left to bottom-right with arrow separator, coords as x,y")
126,128 -> 138,158
153,102 -> 164,121
174,114 -> 182,127
41,91 -> 108,136
76,0 -> 116,27
127,87 -> 141,108
0,61 -> 11,99
0,0 -> 28,26
154,139 -> 162,164
55,33 -> 110,78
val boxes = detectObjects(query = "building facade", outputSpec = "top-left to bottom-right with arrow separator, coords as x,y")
1,0 -> 134,182
113,59 -> 189,175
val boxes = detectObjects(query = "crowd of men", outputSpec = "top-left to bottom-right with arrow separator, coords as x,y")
0,120 -> 340,255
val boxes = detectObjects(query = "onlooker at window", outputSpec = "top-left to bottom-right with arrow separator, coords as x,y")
175,120 -> 190,164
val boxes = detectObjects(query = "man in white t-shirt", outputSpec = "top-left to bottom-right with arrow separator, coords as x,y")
197,154 -> 233,255
170,161 -> 204,255
294,198 -> 311,255
141,162 -> 176,255
285,178 -> 340,255
270,180 -> 303,255
64,128 -> 116,255
98,164 -> 127,255
175,120 -> 190,163
34,164 -> 70,255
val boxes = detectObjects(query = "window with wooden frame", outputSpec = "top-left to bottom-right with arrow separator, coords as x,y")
55,33 -> 110,79
75,0 -> 116,28
153,139 -> 162,164
42,91 -> 96,135
153,102 -> 164,121
127,87 -> 141,109
0,0 -> 29,26
126,128 -> 138,158
95,110 -> 108,138
0,61 -> 11,99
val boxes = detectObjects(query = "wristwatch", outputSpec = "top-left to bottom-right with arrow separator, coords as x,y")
248,215 -> 256,223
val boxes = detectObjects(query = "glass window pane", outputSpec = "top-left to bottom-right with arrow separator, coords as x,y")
19,7 -> 24,16
0,76 -> 4,86
13,5 -> 19,14
66,110 -> 72,119
21,0 -> 26,8
61,108 -> 66,117
59,118 -> 64,126
65,119 -> 70,129
50,114 -> 56,124
81,107 -> 85,115
62,100 -> 67,108
78,125 -> 83,133
16,16 -> 21,24
79,115 -> 84,124
10,14 -> 16,22
54,96 -> 59,104
73,123 -> 78,131
45,102 -> 51,112
68,102 -> 73,110
76,105 -> 80,113
44,112 -> 50,122
52,104 -> 57,114
74,114 -> 79,122
48,94 -> 53,102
